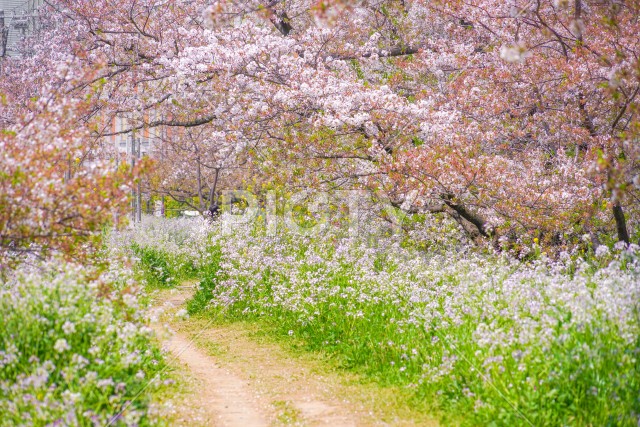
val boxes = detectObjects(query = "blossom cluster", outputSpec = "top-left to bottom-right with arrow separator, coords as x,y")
16,0 -> 639,247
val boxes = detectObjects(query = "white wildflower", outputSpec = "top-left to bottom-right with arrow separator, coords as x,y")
595,245 -> 610,259
175,308 -> 189,320
83,371 -> 98,384
53,338 -> 70,353
97,378 -> 114,389
62,321 -> 75,335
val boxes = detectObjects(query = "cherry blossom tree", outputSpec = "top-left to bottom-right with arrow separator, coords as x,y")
148,123 -> 252,215
4,0 -> 638,255
0,57 -> 131,267
194,0 -> 640,247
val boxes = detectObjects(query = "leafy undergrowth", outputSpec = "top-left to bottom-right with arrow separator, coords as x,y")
128,216 -> 640,426
132,243 -> 197,288
0,259 -> 168,426
186,244 -> 223,314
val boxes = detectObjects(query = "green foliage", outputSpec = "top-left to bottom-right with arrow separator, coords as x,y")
132,243 -> 197,288
350,59 -> 365,80
163,197 -> 188,219
127,217 -> 640,426
132,244 -> 177,288
206,248 -> 640,426
187,244 -> 223,315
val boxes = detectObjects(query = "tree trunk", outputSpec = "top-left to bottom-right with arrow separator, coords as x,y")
196,158 -> 204,212
442,194 -> 490,238
612,203 -> 630,244
208,168 -> 220,217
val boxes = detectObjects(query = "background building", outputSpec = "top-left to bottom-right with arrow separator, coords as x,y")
0,0 -> 43,58
112,117 -> 157,158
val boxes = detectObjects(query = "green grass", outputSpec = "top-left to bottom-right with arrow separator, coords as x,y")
186,244 -> 223,314
199,277 -> 639,426
272,400 -> 303,424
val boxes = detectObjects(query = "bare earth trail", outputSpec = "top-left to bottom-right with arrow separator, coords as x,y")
150,284 -> 439,427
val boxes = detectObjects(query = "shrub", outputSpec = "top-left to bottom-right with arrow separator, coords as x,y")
132,243 -> 180,288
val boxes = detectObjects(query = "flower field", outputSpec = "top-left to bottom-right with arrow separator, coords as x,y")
128,215 -> 640,426
0,258 -> 166,426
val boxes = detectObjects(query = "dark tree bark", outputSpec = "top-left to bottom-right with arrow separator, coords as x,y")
270,10 -> 292,36
442,194 -> 490,238
612,203 -> 630,244
390,195 -> 490,244
208,168 -> 220,218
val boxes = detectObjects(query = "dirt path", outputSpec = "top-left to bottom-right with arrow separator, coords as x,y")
151,286 -> 438,427
152,289 -> 271,426
155,324 -> 269,426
